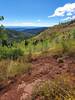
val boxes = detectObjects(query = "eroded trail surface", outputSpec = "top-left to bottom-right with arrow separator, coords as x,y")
0,56 -> 75,100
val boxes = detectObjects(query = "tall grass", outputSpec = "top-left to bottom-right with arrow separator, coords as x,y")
0,57 -> 31,81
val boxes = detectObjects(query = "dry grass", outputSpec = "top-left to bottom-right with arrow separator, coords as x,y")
32,75 -> 75,100
0,57 -> 32,81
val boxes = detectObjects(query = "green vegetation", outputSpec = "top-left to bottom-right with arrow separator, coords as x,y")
0,16 -> 4,21
1,32 -> 75,60
0,17 -> 75,99
0,17 -> 75,60
0,17 -> 75,92
0,46 -> 24,59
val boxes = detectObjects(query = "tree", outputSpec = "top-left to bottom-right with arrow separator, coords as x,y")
0,16 -> 4,21
0,16 -> 8,46
0,16 -> 4,31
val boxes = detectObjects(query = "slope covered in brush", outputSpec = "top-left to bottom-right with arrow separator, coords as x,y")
34,20 -> 75,40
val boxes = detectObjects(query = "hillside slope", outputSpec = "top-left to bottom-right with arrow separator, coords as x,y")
0,20 -> 75,100
34,20 -> 75,40
6,27 -> 48,40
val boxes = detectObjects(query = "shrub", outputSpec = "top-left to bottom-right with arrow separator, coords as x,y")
0,46 -> 24,59
32,78 -> 75,100
10,48 -> 24,60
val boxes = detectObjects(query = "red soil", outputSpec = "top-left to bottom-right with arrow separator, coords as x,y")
0,56 -> 75,100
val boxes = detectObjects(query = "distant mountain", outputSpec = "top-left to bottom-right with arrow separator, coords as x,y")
3,26 -> 48,41
22,27 -> 48,34
4,30 -> 27,41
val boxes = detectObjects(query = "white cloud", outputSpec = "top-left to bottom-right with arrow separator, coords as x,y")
66,12 -> 72,16
48,3 -> 75,18
2,21 -> 54,27
2,22 -> 34,26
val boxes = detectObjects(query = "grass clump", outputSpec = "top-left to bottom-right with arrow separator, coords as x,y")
0,59 -> 31,81
32,77 -> 75,100
7,61 -> 31,78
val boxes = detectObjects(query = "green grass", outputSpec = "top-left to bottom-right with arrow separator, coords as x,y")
0,46 -> 24,59
0,37 -> 75,59
0,28 -> 75,59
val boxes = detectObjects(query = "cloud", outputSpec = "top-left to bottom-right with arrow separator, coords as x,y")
2,22 -> 34,26
48,3 -> 75,18
2,21 -> 54,27
66,12 -> 72,16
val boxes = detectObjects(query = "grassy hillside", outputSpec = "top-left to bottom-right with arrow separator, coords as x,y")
0,20 -> 75,60
34,20 -> 75,40
0,20 -> 75,100
6,27 -> 48,40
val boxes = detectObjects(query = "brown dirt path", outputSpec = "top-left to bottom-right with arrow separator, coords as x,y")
0,56 -> 75,100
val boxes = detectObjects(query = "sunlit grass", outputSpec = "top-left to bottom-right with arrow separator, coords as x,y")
32,75 -> 75,100
0,58 -> 31,81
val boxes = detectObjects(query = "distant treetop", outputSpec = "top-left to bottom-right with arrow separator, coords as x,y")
0,16 -> 4,21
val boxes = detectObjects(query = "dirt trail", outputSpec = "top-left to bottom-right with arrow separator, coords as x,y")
0,56 -> 75,100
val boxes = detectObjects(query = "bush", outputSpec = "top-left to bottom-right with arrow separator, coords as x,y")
0,46 -> 24,59
32,78 -> 75,100
10,48 -> 24,60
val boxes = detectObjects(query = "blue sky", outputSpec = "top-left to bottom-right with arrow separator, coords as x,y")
0,0 -> 75,26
